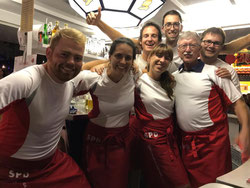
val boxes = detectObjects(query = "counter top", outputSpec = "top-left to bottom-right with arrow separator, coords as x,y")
216,159 -> 250,188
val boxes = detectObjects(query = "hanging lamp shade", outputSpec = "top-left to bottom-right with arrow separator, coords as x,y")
68,0 -> 166,28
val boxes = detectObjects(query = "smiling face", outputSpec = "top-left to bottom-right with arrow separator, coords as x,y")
109,43 -> 133,79
178,38 -> 201,66
46,37 -> 84,83
148,54 -> 171,78
201,32 -> 223,61
140,26 -> 161,54
147,43 -> 173,80
162,14 -> 182,45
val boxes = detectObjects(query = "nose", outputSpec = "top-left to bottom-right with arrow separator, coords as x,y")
120,57 -> 127,64
185,45 -> 192,51
67,55 -> 75,66
160,56 -> 166,62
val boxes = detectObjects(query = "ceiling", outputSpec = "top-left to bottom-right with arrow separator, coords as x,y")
0,0 -> 249,44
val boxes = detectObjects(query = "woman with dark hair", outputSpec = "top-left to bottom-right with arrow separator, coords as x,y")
132,43 -> 190,188
74,37 -> 138,188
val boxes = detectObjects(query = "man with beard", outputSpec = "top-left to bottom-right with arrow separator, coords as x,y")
173,31 -> 250,188
0,28 -> 91,188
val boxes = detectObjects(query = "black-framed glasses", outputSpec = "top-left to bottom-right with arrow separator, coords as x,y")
202,40 -> 222,47
178,43 -> 200,50
164,22 -> 181,29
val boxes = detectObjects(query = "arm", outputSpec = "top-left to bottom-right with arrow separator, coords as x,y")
86,7 -> 139,45
221,34 -> 250,54
81,59 -> 108,70
233,98 -> 250,155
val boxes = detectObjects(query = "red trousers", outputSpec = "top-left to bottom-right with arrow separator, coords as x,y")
181,122 -> 232,188
82,122 -> 132,188
0,149 -> 91,188
131,115 -> 190,188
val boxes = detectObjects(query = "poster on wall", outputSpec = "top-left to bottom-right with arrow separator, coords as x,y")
14,54 -> 37,72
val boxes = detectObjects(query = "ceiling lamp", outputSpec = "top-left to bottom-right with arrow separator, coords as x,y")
68,0 -> 166,28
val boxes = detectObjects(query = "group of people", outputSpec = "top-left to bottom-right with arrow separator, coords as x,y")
0,7 -> 250,188
84,7 -> 250,188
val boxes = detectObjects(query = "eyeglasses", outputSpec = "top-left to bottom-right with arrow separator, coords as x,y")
114,53 -> 133,61
164,22 -> 181,29
202,40 -> 222,47
178,44 -> 200,50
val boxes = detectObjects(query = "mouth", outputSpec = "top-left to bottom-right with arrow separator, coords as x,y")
167,31 -> 177,37
145,43 -> 156,49
205,49 -> 215,54
116,65 -> 128,71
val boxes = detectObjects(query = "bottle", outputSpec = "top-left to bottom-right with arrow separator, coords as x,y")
85,94 -> 93,113
43,23 -> 49,45
64,23 -> 68,29
52,21 -> 60,36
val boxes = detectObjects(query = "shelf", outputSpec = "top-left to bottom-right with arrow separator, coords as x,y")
20,45 -> 106,62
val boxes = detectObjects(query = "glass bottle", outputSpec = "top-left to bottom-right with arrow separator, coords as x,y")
43,23 -> 49,45
64,23 -> 68,29
52,21 -> 60,36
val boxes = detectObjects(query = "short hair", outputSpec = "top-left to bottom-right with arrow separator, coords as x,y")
139,22 -> 162,42
178,31 -> 201,45
50,28 -> 86,51
147,43 -> 173,61
109,37 -> 136,60
201,27 -> 226,45
162,10 -> 183,26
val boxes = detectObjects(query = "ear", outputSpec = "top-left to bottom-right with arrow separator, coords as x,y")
46,47 -> 52,60
179,24 -> 183,33
161,26 -> 165,34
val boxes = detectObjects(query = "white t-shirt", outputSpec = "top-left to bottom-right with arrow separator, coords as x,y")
173,60 -> 242,132
134,54 -> 148,71
212,58 -> 241,92
135,73 -> 174,120
73,69 -> 137,128
0,65 -> 76,160
167,46 -> 182,73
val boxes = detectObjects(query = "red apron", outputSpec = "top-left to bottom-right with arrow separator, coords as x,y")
181,121 -> 231,188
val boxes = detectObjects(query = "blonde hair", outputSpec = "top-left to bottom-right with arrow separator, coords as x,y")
50,28 -> 86,51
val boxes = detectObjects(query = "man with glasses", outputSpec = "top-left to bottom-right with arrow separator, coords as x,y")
200,27 -> 240,91
173,31 -> 250,187
161,10 -> 250,73
86,8 -> 250,74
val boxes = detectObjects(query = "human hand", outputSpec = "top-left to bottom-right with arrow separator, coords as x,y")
236,127 -> 250,156
216,67 -> 231,79
90,63 -> 106,75
86,7 -> 101,26
131,62 -> 139,75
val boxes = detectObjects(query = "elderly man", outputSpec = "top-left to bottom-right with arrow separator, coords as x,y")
173,31 -> 250,188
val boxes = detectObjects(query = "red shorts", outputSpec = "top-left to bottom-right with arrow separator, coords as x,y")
132,116 -> 190,188
83,122 -> 132,188
0,149 -> 90,188
181,122 -> 231,188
